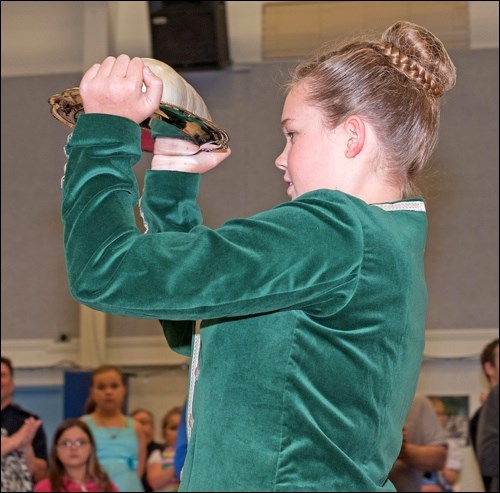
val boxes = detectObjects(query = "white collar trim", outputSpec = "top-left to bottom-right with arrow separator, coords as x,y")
371,201 -> 426,212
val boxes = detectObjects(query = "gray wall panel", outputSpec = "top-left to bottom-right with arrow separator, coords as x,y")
1,50 -> 498,340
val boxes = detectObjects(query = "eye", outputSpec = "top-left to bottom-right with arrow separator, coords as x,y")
285,131 -> 296,142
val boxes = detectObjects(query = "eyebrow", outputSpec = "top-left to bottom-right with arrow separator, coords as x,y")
281,118 -> 293,128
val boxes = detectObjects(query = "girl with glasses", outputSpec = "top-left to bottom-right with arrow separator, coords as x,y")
34,419 -> 118,492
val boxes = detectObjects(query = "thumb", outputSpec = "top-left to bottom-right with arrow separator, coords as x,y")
142,65 -> 163,108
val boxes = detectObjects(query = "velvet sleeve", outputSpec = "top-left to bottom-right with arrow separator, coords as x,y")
62,114 -> 363,321
141,171 -> 203,354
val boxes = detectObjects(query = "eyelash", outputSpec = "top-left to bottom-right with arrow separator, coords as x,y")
286,132 -> 296,141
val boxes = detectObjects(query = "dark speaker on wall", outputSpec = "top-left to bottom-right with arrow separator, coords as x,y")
149,1 -> 231,70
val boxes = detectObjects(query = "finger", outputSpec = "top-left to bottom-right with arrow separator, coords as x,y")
97,56 -> 119,77
142,64 -> 164,105
112,54 -> 132,78
154,137 -> 201,156
152,146 -> 231,172
80,63 -> 101,85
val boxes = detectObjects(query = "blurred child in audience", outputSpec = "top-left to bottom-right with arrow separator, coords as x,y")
146,406 -> 182,492
82,365 -> 146,492
132,408 -> 164,492
34,418 -> 118,492
420,397 -> 463,492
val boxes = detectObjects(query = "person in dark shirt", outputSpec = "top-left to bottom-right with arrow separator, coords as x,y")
1,355 -> 49,489
477,384 -> 499,493
469,338 -> 499,492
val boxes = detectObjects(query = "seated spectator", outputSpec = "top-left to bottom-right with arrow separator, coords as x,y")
388,394 -> 447,492
421,397 -> 463,492
476,383 -> 499,493
1,355 -> 48,491
1,417 -> 41,492
147,406 -> 182,492
470,338 -> 499,492
132,408 -> 164,492
34,418 -> 119,492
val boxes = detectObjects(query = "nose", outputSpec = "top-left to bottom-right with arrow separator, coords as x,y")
275,146 -> 287,171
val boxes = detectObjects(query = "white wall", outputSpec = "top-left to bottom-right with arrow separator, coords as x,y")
1,1 -> 499,76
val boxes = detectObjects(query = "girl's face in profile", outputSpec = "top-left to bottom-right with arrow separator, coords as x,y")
275,82 -> 346,200
56,426 -> 92,469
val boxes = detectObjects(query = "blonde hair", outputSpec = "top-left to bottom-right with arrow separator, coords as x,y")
288,21 -> 456,197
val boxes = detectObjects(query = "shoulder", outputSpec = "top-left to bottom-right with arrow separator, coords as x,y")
129,416 -> 142,432
470,406 -> 482,421
482,384 -> 499,411
33,478 -> 51,492
406,395 -> 442,430
411,394 -> 433,411
269,190 -> 366,245
4,403 -> 40,420
147,448 -> 163,464
148,440 -> 164,454
2,404 -> 40,433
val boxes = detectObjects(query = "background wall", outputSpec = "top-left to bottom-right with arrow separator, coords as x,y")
2,51 -> 498,340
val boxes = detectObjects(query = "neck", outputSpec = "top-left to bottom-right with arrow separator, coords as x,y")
92,410 -> 125,427
358,182 -> 403,205
338,164 -> 404,205
65,465 -> 88,485
93,409 -> 122,419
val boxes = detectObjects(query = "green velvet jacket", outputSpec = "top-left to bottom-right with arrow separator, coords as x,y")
62,114 -> 428,492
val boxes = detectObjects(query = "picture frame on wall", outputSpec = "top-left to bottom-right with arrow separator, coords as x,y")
427,394 -> 470,446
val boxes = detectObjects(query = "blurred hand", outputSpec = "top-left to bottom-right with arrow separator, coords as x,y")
152,137 -> 231,173
80,54 -> 163,125
17,417 -> 42,450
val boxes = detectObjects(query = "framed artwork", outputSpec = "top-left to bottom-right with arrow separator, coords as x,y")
427,395 -> 469,446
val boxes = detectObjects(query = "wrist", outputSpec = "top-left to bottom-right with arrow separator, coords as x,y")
20,444 -> 34,457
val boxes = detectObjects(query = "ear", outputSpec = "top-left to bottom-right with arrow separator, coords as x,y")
484,361 -> 494,381
343,116 -> 366,159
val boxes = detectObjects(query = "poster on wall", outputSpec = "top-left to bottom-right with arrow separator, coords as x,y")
427,395 -> 469,446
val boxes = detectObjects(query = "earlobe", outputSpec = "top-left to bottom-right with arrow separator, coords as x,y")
344,117 -> 365,158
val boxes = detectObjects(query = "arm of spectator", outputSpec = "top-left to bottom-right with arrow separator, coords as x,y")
398,442 -> 447,472
440,439 -> 463,487
134,419 -> 147,478
1,417 -> 40,455
21,444 -> 48,482
441,467 -> 460,487
146,449 -> 178,490
0,417 -> 48,480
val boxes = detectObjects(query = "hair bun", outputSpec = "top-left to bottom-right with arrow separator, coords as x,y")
381,21 -> 456,97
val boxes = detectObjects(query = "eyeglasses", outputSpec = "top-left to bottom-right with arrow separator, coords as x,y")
57,439 -> 90,449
